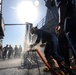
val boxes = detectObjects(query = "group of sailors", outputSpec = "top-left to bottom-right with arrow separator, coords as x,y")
0,44 -> 22,59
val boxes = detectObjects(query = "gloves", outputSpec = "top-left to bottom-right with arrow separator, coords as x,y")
30,42 -> 38,48
60,60 -> 65,66
30,44 -> 34,48
40,43 -> 46,47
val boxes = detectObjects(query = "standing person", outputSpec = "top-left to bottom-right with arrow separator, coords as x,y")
14,45 -> 19,58
8,45 -> 13,59
0,44 -> 2,59
55,0 -> 76,72
30,27 -> 65,71
55,26 -> 73,75
18,45 -> 22,57
2,44 -> 9,59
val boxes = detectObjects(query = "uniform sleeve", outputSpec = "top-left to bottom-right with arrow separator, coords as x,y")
35,34 -> 41,44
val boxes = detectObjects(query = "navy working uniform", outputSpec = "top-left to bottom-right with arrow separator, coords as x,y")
30,28 -> 64,67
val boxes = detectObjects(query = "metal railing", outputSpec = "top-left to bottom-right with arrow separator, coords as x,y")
37,11 -> 57,29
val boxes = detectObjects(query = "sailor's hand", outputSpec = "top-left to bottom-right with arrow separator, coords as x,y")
40,43 -> 45,47
30,44 -> 34,48
61,61 -> 65,66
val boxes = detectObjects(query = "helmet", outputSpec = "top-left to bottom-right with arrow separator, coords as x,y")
30,27 -> 37,34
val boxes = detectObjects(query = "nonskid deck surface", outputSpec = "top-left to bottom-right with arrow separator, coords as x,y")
22,48 -> 76,75
0,49 -> 76,75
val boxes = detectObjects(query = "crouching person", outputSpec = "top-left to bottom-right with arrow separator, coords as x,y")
30,27 -> 65,71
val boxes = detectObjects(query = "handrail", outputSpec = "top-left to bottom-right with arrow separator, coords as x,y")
37,11 -> 57,29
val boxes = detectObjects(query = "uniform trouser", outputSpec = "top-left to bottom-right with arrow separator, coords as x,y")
44,42 -> 55,68
59,38 -> 72,74
44,37 -> 60,68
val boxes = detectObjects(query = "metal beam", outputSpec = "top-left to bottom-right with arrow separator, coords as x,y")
5,24 -> 25,26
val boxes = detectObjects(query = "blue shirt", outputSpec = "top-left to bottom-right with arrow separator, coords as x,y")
34,29 -> 64,62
